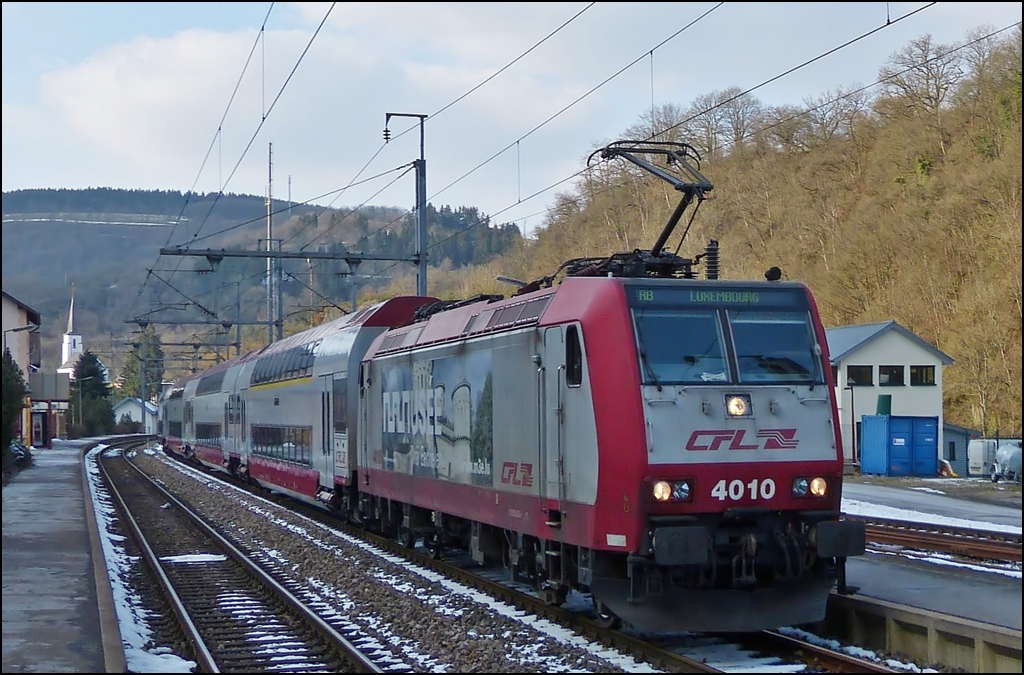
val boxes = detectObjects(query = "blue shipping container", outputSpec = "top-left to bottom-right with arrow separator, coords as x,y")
860,415 -> 939,477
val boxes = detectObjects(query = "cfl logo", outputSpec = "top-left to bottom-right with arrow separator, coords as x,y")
686,429 -> 798,451
501,461 -> 534,487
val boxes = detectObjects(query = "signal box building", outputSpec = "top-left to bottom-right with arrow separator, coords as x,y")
824,320 -> 953,466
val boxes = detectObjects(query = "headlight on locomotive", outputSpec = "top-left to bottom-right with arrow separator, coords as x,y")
792,476 -> 828,498
792,477 -> 809,497
725,394 -> 752,417
653,480 -> 693,502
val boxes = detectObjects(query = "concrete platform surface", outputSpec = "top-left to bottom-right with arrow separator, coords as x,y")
2,441 -> 107,673
847,549 -> 1021,630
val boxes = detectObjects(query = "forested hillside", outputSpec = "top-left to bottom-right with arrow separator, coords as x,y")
399,27 -> 1023,436
1,188 -> 520,373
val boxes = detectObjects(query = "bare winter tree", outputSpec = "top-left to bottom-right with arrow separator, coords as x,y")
760,104 -> 814,153
876,34 -> 964,119
624,102 -> 690,143
684,91 -> 730,161
717,86 -> 764,155
802,85 -> 873,145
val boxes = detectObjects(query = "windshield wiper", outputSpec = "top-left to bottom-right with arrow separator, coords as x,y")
635,321 -> 662,390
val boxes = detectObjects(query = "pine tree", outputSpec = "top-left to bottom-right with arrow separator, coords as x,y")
2,348 -> 29,452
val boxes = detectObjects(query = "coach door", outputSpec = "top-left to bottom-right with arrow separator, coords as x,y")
319,374 -> 333,486
226,392 -> 243,456
333,374 -> 350,484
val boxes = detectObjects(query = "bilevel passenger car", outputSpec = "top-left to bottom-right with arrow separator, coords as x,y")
160,140 -> 865,632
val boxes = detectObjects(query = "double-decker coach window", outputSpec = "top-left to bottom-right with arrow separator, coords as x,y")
729,311 -> 821,384
251,424 -> 312,466
632,309 -> 727,384
194,423 -> 222,447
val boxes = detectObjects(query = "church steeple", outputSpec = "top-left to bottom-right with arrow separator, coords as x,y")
66,282 -> 75,334
61,283 -> 83,369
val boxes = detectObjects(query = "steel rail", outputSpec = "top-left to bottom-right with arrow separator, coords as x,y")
756,630 -> 897,673
97,441 -> 219,672
849,515 -> 1022,562
106,447 -> 385,673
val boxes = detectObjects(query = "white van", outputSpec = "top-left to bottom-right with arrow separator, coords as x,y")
967,439 -> 998,477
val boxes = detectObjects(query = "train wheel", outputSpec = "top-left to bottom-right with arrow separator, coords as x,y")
592,598 -> 622,630
399,525 -> 417,549
425,532 -> 443,559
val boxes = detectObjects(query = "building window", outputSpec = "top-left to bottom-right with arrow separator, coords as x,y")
910,365 -> 935,386
879,365 -> 905,386
948,440 -> 956,461
831,365 -> 838,384
847,365 -> 872,386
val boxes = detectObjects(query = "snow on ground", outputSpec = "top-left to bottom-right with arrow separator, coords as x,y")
776,627 -> 940,673
908,486 -> 946,495
867,546 -> 1021,579
841,498 -> 1022,535
83,444 -> 197,674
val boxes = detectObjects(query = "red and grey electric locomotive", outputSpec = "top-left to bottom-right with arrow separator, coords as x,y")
161,140 -> 864,632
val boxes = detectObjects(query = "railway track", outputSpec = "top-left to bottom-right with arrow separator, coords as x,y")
140,447 -> 904,673
852,515 -> 1022,563
97,446 -> 386,673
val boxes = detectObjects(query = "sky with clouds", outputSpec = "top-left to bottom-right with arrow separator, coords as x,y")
2,2 -> 1021,235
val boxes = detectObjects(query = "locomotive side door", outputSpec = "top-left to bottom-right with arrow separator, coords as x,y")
541,327 -> 567,509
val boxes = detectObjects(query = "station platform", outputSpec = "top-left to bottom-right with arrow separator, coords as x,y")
846,552 -> 1021,630
842,480 -> 1021,631
1,440 -> 123,673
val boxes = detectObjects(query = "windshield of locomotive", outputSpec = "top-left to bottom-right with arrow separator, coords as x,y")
728,310 -> 822,384
628,286 -> 824,386
632,308 -> 729,384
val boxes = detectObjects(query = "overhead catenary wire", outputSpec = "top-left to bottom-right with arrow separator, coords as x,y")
333,2 -> 726,275
282,2 -> 600,252
131,2 -> 276,315
149,1 -> 601,303
182,2 -> 338,250
369,2 -> 960,283
135,2 -> 336,326
425,2 -> 726,205
297,166 -> 416,251
651,2 -> 938,141
179,163 -> 414,246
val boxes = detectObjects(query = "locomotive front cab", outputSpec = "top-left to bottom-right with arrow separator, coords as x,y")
588,279 -> 865,632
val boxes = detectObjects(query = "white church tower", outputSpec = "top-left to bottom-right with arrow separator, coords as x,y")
57,284 -> 85,380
